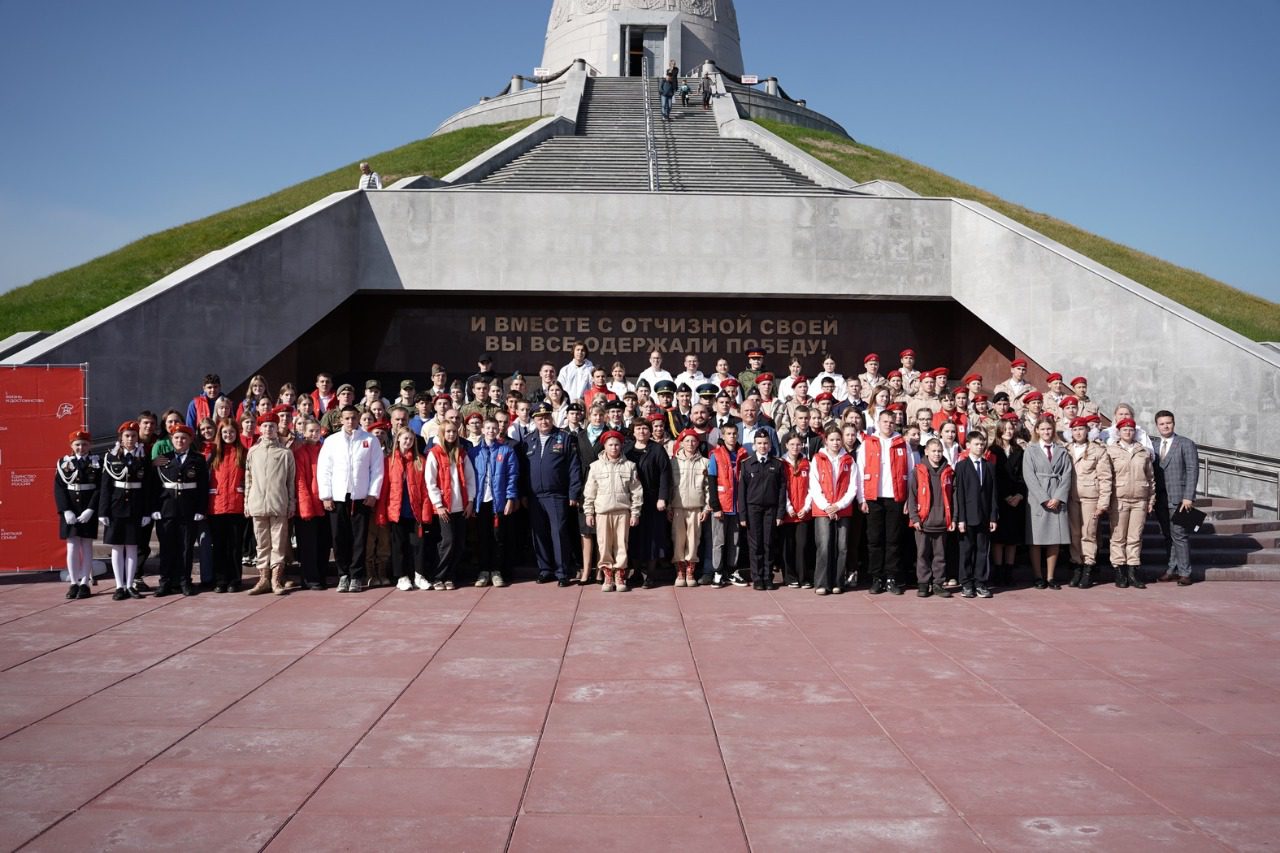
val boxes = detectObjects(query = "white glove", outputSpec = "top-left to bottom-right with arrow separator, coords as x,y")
63,511 -> 76,525
193,513 -> 204,522
141,515 -> 153,527
76,509 -> 94,524
151,512 -> 162,521
100,517 -> 110,526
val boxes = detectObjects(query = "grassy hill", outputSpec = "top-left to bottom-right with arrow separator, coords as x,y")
758,120 -> 1280,343
0,119 -> 536,340
3,114 -> 1276,343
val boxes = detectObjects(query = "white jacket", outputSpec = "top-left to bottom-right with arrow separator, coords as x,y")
317,428 -> 384,501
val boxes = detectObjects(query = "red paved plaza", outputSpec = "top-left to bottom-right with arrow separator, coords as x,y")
1,577 -> 1278,851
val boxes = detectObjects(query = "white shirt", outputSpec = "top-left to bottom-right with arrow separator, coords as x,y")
317,428 -> 384,501
674,370 -> 707,391
358,171 -> 382,190
606,380 -> 635,398
1102,425 -> 1155,452
557,359 -> 595,402
637,367 -> 674,390
813,371 -> 848,401
809,448 -> 862,512
425,450 -> 478,514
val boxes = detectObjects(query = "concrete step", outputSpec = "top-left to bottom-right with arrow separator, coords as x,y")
1201,565 -> 1280,581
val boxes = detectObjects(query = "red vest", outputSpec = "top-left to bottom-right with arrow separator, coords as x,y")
310,389 -> 334,415
814,451 -> 856,518
191,394 -> 213,424
711,445 -> 747,514
912,462 -> 954,528
428,445 -> 470,521
292,443 -> 324,520
388,452 -> 431,525
862,433 -> 909,502
781,457 -> 810,523
207,454 -> 245,515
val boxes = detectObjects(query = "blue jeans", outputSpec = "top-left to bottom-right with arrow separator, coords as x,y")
661,94 -> 672,119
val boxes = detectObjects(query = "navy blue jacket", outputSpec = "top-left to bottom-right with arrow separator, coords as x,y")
521,428 -> 583,499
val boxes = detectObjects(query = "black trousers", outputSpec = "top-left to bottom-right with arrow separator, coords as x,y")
744,504 -> 779,584
866,498 -> 906,583
779,520 -> 811,586
530,494 -> 572,579
474,501 -> 508,577
388,517 -> 424,581
295,517 -> 331,586
157,517 -> 198,588
328,500 -> 370,581
432,512 -> 465,583
959,526 -> 992,587
208,514 -> 244,586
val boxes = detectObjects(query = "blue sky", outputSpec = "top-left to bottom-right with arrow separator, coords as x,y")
2,0 -> 1277,304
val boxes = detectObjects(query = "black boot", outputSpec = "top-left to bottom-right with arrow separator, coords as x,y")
1128,566 -> 1147,589
1079,564 -> 1093,589
1115,564 -> 1129,588
1069,564 -> 1082,588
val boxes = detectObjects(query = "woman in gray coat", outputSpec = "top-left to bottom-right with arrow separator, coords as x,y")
1022,417 -> 1073,589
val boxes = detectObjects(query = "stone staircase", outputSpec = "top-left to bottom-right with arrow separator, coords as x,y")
1134,498 -> 1280,581
474,77 -> 831,193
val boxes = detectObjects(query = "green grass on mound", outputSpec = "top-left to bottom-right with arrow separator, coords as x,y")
759,120 -> 1280,343
0,119 -> 537,341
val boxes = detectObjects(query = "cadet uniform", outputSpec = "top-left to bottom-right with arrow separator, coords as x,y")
521,404 -> 583,585
1070,377 -> 1100,418
153,427 -> 209,596
1105,419 -> 1155,589
54,432 -> 102,598
1067,418 -> 1114,588
737,348 -> 766,396
99,423 -> 151,598
857,352 -> 886,403
737,447 -> 787,589
993,359 -> 1033,411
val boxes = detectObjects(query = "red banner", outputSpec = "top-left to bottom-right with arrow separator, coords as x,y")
0,365 -> 89,571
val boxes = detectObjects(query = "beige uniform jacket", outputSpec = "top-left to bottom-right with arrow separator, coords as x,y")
583,456 -> 643,519
669,454 -> 711,512
1069,441 -> 1114,504
1105,441 -> 1154,503
245,439 -> 298,517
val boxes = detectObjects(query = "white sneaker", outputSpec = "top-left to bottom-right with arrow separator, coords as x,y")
414,573 -> 431,591
396,576 -> 413,591
491,573 -> 506,588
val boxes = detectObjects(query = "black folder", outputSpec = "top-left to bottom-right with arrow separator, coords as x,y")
1172,506 -> 1207,533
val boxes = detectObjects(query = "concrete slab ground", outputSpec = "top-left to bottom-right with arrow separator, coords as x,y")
2,577 -> 1279,851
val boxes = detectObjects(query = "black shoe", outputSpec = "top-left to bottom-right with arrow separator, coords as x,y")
133,578 -> 152,592
128,587 -> 143,599
557,578 -> 571,587
917,586 -> 931,598
1079,567 -> 1093,589
869,578 -> 886,595
1128,567 -> 1147,590
65,584 -> 79,600
215,585 -> 228,594
112,588 -> 129,601
153,585 -> 172,598
886,580 -> 903,596
1033,578 -> 1048,590
1115,567 -> 1129,588
77,585 -> 92,599
305,582 -> 326,591
180,582 -> 196,597
536,573 -> 552,584
1177,576 -> 1194,586
961,585 -> 977,599
977,585 -> 993,598
1048,579 -> 1062,590
1069,565 -> 1082,587
642,576 -> 655,590
730,573 -> 748,587
933,583 -> 952,599
229,582 -> 243,593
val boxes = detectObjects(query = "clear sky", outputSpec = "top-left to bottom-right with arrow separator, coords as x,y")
2,0 -> 1277,303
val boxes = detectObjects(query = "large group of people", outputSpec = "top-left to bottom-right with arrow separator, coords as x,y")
54,345 -> 1202,601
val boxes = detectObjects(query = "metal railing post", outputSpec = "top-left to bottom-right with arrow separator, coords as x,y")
641,57 -> 660,192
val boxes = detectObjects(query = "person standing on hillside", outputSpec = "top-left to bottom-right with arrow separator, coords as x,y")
357,161 -> 381,190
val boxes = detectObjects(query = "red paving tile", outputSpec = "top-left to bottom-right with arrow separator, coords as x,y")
0,578 -> 1278,849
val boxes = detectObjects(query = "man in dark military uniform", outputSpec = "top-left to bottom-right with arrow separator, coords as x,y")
521,403 -> 583,586
151,424 -> 208,597
54,430 -> 102,599
737,431 -> 787,590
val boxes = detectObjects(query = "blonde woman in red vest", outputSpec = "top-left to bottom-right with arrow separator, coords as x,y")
857,410 -> 911,595
387,427 -> 431,591
206,420 -> 247,593
810,426 -> 862,595
908,438 -> 955,598
778,432 -> 813,589
425,420 -> 476,590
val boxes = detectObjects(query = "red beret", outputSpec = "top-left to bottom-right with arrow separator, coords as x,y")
755,372 -> 775,384
271,404 -> 294,416
464,412 -> 483,424
962,374 -> 982,385
1115,418 -> 1136,429
814,392 -> 835,403
934,367 -> 949,376
886,370 -> 901,379
1071,376 -> 1088,387
600,430 -> 625,445
170,425 -> 194,437
899,348 -> 916,358
1024,391 -> 1043,402
721,378 -> 740,388
1084,414 -> 1101,424
792,375 -> 808,384
863,353 -> 880,364
370,420 -> 393,431
69,430 -> 91,443
677,429 -> 701,444
257,414 -> 277,426
1046,372 -> 1063,383
1069,417 -> 1090,429
646,413 -> 666,423
1060,396 -> 1079,408
1000,412 -> 1021,422
886,402 -> 905,412
116,421 -> 139,435
1010,358 -> 1028,368
973,394 -> 989,403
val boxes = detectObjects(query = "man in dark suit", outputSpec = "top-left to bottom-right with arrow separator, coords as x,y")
1153,410 -> 1199,586
737,432 -> 787,590
152,425 -> 208,597
953,431 -> 999,598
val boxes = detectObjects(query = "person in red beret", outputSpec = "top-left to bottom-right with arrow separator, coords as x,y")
206,419 -> 247,593
1070,377 -> 1100,418
244,415 -> 297,595
151,423 -> 209,597
583,430 -> 642,592
907,370 -> 940,424
994,358 -> 1033,411
1105,418 -> 1155,589
54,430 -> 101,599
1021,391 -> 1048,438
857,353 -> 885,401
812,391 -> 837,431
1043,373 -> 1068,414
898,349 -> 920,392
1066,416 -> 1114,589
99,421 -> 151,599
885,371 -> 908,405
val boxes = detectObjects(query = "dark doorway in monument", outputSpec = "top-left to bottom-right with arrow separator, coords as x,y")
624,25 -> 666,76
237,293 -> 1051,404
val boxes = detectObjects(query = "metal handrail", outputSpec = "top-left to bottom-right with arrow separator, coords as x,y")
641,57 -> 660,192
1197,443 -> 1280,514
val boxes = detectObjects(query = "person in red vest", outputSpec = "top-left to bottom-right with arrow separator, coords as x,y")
424,420 -> 477,590
292,419 -> 330,590
386,426 -> 432,592
185,373 -> 222,429
706,422 -> 748,587
809,426 -> 862,595
205,420 -> 246,593
908,438 -> 955,598
857,410 -> 911,595
778,432 -> 813,589
310,373 -> 337,417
